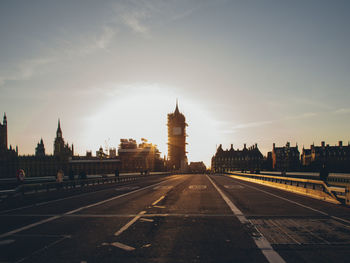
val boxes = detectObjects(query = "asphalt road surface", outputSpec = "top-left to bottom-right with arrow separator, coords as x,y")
1,174 -> 350,263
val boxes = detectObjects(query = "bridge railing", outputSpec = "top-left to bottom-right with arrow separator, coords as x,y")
225,171 -> 350,206
0,172 -> 171,199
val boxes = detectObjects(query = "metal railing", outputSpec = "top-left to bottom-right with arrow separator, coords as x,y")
0,172 -> 171,199
225,171 -> 350,206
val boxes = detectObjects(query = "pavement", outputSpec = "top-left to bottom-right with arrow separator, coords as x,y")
0,173 -> 350,263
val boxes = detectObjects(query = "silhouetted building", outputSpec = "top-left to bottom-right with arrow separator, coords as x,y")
109,148 -> 117,158
0,113 -> 7,151
167,101 -> 188,171
189,161 -> 206,173
301,141 -> 350,172
69,154 -> 121,176
118,138 -> 164,172
35,138 -> 46,157
211,143 -> 263,173
272,142 -> 300,171
0,113 -> 18,177
54,119 -> 73,157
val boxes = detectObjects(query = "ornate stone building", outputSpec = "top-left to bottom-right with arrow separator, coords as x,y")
167,102 -> 188,171
54,119 -> 73,157
272,142 -> 300,171
301,141 -> 350,172
211,143 -> 263,173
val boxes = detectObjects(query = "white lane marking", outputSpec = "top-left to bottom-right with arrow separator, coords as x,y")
153,205 -> 166,209
0,179 -> 172,239
152,195 -> 165,206
142,243 -> 151,248
140,218 -> 154,222
0,239 -> 15,245
114,211 -> 146,236
111,242 -> 135,251
331,215 -> 350,225
207,175 -> 286,263
0,215 -> 61,239
224,185 -> 244,189
188,185 -> 207,190
153,186 -> 173,190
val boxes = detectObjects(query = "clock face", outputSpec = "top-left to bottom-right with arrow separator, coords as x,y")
173,127 -> 182,135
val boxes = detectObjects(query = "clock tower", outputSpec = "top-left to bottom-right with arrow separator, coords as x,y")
167,101 -> 188,171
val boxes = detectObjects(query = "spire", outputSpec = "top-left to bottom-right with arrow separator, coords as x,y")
3,112 -> 7,125
174,99 -> 179,114
56,118 -> 62,137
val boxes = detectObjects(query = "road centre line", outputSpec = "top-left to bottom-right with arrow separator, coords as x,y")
207,175 -> 286,263
152,195 -> 165,206
0,178 -> 174,239
114,211 -> 146,236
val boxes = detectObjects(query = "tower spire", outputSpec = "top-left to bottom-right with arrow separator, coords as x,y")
174,99 -> 179,114
56,118 -> 62,138
3,112 -> 7,125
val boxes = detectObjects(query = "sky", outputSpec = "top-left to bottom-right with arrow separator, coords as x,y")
1,0 -> 350,167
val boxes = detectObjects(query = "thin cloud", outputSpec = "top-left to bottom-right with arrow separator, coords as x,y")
0,26 -> 116,87
284,112 -> 317,120
232,120 -> 274,130
0,57 -> 55,86
121,11 -> 149,35
333,108 -> 350,115
96,26 -> 116,49
226,112 -> 317,133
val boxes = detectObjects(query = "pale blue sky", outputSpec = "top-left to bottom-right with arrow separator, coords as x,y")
1,0 -> 349,166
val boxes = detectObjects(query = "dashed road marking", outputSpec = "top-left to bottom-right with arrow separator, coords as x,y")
140,218 -> 154,222
114,211 -> 146,237
152,195 -> 165,206
153,205 -> 166,209
0,180 -> 170,239
110,242 -> 135,251
188,185 -> 207,190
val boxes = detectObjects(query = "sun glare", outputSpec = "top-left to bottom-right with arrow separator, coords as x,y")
80,84 -> 222,167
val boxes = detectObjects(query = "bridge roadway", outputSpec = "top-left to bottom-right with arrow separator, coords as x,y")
1,174 -> 350,262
